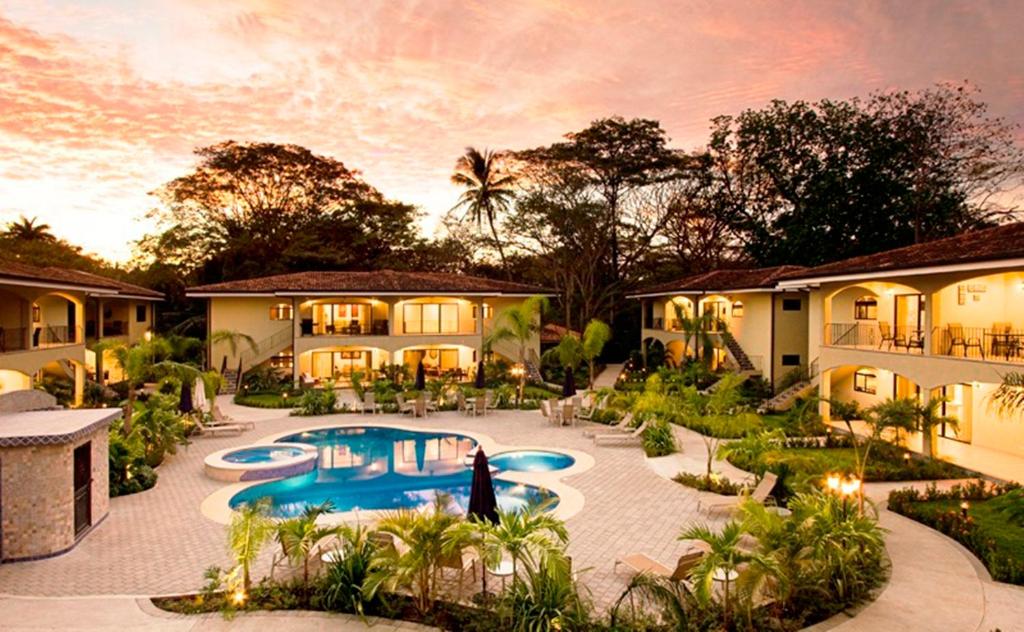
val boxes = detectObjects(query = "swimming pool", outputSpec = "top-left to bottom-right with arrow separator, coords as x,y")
228,426 -> 559,518
489,450 -> 575,472
224,446 -> 307,464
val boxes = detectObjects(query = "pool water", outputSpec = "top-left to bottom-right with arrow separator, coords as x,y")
223,446 -> 307,464
229,426 -> 559,518
489,450 -> 575,472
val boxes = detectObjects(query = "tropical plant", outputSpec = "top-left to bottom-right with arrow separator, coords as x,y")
671,303 -> 722,366
991,372 -> 1024,416
210,329 -> 259,371
276,502 -> 342,597
543,334 -> 584,377
717,429 -> 785,483
914,395 -> 957,458
487,501 -> 568,586
294,384 -> 338,416
485,295 -> 549,404
831,398 -> 913,511
129,393 -> 188,467
316,525 -> 379,615
350,370 -> 366,400
681,521 -> 778,630
364,497 -> 462,614
4,215 -> 54,241
641,417 -> 677,457
503,554 -> 589,632
451,147 -> 516,268
228,499 -> 276,593
609,571 -> 693,630
580,319 -> 612,388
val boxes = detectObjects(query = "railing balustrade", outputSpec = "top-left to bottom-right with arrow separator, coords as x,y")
824,321 -> 1024,364
0,326 -> 29,353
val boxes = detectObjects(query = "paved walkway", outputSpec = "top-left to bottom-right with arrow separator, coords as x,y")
591,363 -> 625,390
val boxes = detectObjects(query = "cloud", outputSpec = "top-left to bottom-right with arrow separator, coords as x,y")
0,0 -> 1022,261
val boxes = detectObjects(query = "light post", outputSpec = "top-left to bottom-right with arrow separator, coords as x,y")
825,473 -> 862,515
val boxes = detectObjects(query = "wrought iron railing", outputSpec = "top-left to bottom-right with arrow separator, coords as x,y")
932,325 -> 1024,363
305,320 -> 389,336
0,326 -> 29,353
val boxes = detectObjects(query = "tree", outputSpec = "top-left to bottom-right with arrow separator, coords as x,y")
580,319 -> 612,389
831,398 -> 915,512
276,502 -> 342,598
210,329 -> 259,372
451,147 -> 516,269
991,372 -> 1024,417
144,141 -> 420,281
914,396 -> 957,459
485,295 -> 549,404
96,337 -> 168,435
4,215 -> 54,241
486,502 -> 568,587
227,499 -> 275,594
672,303 -> 721,366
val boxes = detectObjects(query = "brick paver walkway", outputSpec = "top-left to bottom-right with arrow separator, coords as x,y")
0,397 -> 719,610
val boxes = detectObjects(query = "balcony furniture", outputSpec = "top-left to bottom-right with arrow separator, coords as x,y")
371,320 -> 389,335
325,323 -> 336,335
946,323 -> 984,359
986,331 -> 1023,361
301,319 -> 314,336
346,321 -> 361,335
877,322 -> 896,349
894,329 -> 924,353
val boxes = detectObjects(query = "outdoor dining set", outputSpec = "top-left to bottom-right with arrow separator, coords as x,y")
876,321 -> 1023,361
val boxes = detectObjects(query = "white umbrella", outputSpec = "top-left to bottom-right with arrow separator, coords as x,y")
193,376 -> 208,413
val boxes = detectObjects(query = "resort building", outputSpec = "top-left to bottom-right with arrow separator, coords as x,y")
186,270 -> 551,388
0,262 -> 161,404
630,266 -> 810,388
778,222 -> 1024,474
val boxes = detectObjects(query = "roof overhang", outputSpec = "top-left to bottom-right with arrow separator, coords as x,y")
187,291 -> 555,298
776,257 -> 1024,289
628,287 -> 780,299
0,276 -> 119,295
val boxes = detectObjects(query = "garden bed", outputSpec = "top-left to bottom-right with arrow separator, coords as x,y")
888,481 -> 1024,584
234,391 -> 301,408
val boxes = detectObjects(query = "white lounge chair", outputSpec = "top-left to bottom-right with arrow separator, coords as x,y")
583,411 -> 633,438
195,418 -> 245,437
396,394 -> 415,415
210,404 -> 255,430
614,547 -> 706,583
699,472 -> 779,514
593,420 -> 648,445
360,392 -> 379,415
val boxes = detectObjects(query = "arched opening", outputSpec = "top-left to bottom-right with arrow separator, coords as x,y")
0,369 -> 32,395
32,291 -> 83,347
642,337 -> 665,368
662,296 -> 694,331
298,346 -> 390,386
932,270 -> 1024,363
825,282 -> 924,350
396,344 -> 477,380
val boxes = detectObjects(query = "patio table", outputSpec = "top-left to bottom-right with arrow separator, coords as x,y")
986,332 -> 1023,361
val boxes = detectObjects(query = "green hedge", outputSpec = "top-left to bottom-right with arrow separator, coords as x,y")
234,391 -> 301,409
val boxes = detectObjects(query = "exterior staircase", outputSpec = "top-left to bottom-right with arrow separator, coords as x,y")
759,358 -> 820,413
720,332 -> 757,372
218,325 -> 293,394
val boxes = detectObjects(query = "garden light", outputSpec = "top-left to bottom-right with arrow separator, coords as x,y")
961,501 -> 970,518
232,589 -> 247,605
826,475 -> 840,491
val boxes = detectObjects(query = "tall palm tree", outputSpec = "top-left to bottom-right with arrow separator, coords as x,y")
4,215 -> 55,241
451,147 -> 516,269
672,302 -> 720,366
487,502 -> 568,586
485,295 -> 549,403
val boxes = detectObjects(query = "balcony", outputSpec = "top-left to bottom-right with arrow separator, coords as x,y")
301,319 -> 389,337
824,322 -> 1024,365
0,325 -> 82,354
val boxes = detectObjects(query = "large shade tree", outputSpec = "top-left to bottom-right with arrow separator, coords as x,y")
451,147 -> 516,269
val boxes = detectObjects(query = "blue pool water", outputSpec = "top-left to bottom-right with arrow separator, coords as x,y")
229,426 -> 559,517
489,450 -> 575,472
223,446 -> 306,464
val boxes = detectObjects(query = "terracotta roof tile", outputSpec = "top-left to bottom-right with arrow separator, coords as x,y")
0,261 -> 162,299
779,222 -> 1024,282
187,270 -> 552,295
632,266 -> 807,296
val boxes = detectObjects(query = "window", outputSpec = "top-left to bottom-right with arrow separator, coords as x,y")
472,304 -> 494,320
731,301 -> 744,318
135,304 -> 147,323
781,354 -> 800,366
269,352 -> 293,369
32,305 -> 40,322
403,303 -> 459,333
853,370 -> 877,395
269,303 -> 293,321
854,296 -> 878,320
782,298 -> 802,311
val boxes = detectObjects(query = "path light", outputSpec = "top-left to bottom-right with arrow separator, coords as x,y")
510,364 -> 525,379
282,392 -> 289,401
143,330 -> 153,342
961,501 -> 970,518
826,474 -> 840,492
232,589 -> 247,605
903,452 -> 911,462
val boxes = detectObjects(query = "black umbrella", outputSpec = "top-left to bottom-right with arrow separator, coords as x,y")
415,360 -> 426,390
178,379 -> 193,414
562,366 -> 576,397
474,360 -> 486,389
468,448 -> 499,525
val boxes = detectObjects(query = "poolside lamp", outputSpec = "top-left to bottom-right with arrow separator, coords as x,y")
960,501 -> 970,518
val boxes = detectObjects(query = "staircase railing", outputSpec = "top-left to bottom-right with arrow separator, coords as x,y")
230,325 -> 294,375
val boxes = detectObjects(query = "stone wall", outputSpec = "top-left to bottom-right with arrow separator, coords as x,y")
0,426 -> 109,561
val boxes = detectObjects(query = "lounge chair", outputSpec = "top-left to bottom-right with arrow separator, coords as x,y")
195,418 -> 245,436
699,472 -> 778,514
593,420 -> 648,445
457,391 -> 474,416
396,394 -> 415,415
210,404 -> 255,430
360,392 -> 379,415
583,412 -> 633,438
577,394 -> 608,421
614,548 -> 706,583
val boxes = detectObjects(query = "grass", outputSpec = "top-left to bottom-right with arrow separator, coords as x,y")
233,391 -> 300,408
914,497 -> 1024,562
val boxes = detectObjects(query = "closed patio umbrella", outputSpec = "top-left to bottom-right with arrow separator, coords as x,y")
468,448 -> 499,525
178,379 -> 193,414
193,376 -> 208,413
474,360 -> 486,389
415,360 -> 426,390
562,367 -> 576,397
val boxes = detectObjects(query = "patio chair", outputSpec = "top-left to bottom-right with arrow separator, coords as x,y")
360,392 -> 379,415
946,323 -> 984,359
457,391 -> 474,416
194,418 -> 245,437
437,545 -> 475,597
473,395 -> 487,416
699,472 -> 778,514
210,404 -> 255,430
593,420 -> 648,445
577,394 -> 607,421
413,396 -> 429,418
562,403 -> 576,427
583,412 -> 633,438
877,322 -> 896,350
614,547 -> 706,583
395,394 -> 415,415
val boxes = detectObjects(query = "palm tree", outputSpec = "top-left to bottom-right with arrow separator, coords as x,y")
276,501 -> 342,598
485,295 -> 549,404
992,372 -> 1024,417
451,147 -> 516,269
681,521 -> 778,630
228,499 -> 275,593
487,501 -> 568,586
96,336 -> 182,434
672,302 -> 720,366
580,319 -> 612,389
914,396 -> 957,458
4,215 -> 55,241
210,329 -> 259,372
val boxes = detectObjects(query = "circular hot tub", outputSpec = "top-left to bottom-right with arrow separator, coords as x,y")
489,450 -> 575,472
204,442 -> 318,482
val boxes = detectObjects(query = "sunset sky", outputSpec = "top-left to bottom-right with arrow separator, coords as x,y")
1,0 -> 1022,262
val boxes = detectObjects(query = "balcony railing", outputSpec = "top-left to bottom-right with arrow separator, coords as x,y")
0,325 -> 82,353
825,322 -> 927,352
102,321 -> 128,337
301,320 -> 390,336
0,327 -> 29,353
932,325 -> 1024,363
649,317 -> 664,329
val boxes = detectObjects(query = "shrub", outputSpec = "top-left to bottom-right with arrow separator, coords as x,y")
673,471 -> 745,495
315,527 -> 379,615
292,386 -> 338,416
233,391 -> 300,409
641,418 -> 677,457
109,427 -> 158,496
242,366 -> 290,392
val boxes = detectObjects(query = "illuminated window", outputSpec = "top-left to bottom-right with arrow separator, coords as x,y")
404,303 -> 459,333
269,303 -> 293,320
854,297 -> 878,320
32,305 -> 40,322
731,301 -> 744,317
269,352 -> 293,369
853,370 -> 877,395
472,304 -> 494,320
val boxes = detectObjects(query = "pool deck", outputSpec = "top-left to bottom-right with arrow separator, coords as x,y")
0,397 -> 721,609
